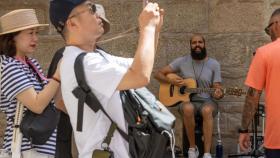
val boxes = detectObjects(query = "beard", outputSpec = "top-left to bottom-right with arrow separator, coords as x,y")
191,46 -> 207,60
270,31 -> 277,41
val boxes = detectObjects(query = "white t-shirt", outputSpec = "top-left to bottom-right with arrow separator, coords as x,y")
60,46 -> 132,158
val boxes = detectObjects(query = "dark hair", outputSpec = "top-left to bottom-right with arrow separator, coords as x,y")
0,32 -> 20,57
271,8 -> 280,18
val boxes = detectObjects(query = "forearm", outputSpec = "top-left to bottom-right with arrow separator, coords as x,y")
154,71 -> 170,83
17,79 -> 60,114
131,27 -> 156,79
241,87 -> 261,129
55,99 -> 67,114
36,80 -> 60,108
213,82 -> 222,89
154,29 -> 160,52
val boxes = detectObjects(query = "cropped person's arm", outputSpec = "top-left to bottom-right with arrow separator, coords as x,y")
239,87 -> 262,151
241,87 -> 261,130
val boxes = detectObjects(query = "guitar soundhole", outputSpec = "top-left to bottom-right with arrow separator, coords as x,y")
179,86 -> 186,94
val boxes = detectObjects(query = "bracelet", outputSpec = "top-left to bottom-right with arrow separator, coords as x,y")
238,128 -> 249,133
52,77 -> 60,84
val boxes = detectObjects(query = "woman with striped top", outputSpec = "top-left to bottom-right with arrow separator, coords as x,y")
0,9 -> 60,158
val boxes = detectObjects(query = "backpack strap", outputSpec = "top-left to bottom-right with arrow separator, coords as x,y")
72,53 -> 128,142
102,122 -> 117,150
72,53 -> 101,131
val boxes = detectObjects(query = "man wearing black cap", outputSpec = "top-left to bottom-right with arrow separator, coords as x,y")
49,0 -> 163,158
47,4 -> 111,158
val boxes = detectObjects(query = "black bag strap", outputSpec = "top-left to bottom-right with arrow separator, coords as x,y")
47,47 -> 64,78
102,122 -> 117,149
72,53 -> 128,142
72,53 -> 101,131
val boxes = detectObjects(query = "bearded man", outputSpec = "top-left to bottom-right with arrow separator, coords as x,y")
154,34 -> 224,158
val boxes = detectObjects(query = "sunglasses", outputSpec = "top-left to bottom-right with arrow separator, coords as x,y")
68,3 -> 97,19
264,21 -> 279,35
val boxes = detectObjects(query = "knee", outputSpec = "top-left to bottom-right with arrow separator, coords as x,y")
182,103 -> 195,117
201,105 -> 214,118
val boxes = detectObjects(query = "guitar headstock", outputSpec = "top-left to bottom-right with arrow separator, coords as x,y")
225,87 -> 246,96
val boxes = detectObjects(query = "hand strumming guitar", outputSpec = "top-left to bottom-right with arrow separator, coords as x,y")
166,73 -> 185,87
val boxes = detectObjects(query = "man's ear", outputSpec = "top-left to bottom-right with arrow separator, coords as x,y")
66,18 -> 78,32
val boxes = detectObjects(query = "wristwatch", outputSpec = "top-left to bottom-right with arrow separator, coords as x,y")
238,128 -> 249,133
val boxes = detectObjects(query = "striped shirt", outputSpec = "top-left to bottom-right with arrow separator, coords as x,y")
0,55 -> 56,156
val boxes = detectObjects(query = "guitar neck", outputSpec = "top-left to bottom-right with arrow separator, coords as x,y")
185,88 -> 216,93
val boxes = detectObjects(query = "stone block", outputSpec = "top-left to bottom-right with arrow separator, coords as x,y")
0,112 -> 6,147
158,0 -> 209,33
206,33 -> 269,89
226,113 -> 242,134
207,33 -> 254,66
0,0 -> 48,6
98,33 -> 138,58
219,101 -> 243,114
271,0 -> 280,6
209,0 -> 266,33
218,137 -> 239,156
162,33 -> 191,63
168,106 -> 183,149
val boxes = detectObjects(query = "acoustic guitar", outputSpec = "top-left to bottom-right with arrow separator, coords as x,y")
159,77 -> 245,107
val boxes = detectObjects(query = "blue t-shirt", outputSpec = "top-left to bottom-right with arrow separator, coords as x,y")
0,55 -> 56,156
169,55 -> 222,99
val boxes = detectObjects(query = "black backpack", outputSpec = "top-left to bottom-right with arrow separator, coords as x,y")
72,52 -> 176,158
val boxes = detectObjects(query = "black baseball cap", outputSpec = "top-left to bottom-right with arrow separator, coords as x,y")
49,0 -> 86,34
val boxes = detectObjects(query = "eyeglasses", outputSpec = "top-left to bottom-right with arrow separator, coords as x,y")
264,21 -> 279,35
68,3 -> 97,19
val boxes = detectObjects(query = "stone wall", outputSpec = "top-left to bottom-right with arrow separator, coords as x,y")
0,0 -> 279,157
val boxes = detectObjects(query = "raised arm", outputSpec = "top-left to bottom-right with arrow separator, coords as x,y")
117,3 -> 163,90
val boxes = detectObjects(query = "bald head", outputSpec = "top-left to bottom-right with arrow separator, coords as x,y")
190,34 -> 205,46
268,8 -> 280,41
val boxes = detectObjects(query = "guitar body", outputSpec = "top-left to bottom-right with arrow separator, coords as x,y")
158,73 -> 245,107
159,78 -> 197,107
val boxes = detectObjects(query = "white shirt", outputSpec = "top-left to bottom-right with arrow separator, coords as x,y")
60,46 -> 132,158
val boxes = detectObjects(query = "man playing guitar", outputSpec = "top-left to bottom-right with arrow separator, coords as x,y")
154,34 -> 224,158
